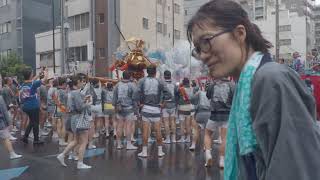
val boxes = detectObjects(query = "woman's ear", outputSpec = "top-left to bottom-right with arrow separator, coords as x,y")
232,25 -> 247,44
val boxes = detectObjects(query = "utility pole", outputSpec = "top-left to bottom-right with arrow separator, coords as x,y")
89,0 -> 96,76
275,0 -> 280,62
172,0 -> 175,47
52,0 -> 56,73
155,1 -> 158,49
306,3 -> 308,68
60,0 -> 65,75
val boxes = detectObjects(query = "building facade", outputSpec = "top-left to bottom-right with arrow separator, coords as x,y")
183,0 -> 209,37
119,0 -> 184,50
237,0 -> 315,62
35,0 -> 92,75
0,0 -> 53,69
314,5 -> 320,50
36,0 -> 184,77
35,0 -> 120,77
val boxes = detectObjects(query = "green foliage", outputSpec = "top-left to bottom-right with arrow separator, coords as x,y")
0,53 -> 30,81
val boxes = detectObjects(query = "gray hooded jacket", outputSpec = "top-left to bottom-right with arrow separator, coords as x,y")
136,77 -> 172,107
113,80 -> 136,115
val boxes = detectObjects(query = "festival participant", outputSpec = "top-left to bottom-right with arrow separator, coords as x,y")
65,78 -> 77,160
175,78 -> 193,143
57,74 -> 92,169
39,80 -> 50,136
91,79 -> 104,138
55,77 -> 68,146
136,65 -> 172,158
0,95 -> 22,159
80,77 -> 96,149
47,79 -> 59,139
189,83 -> 211,151
129,76 -> 138,142
2,77 -> 15,112
190,80 -> 199,144
113,71 -> 137,150
20,67 -> 48,145
102,82 -> 115,138
204,78 -> 234,168
162,70 -> 177,144
16,78 -> 29,137
10,77 -> 20,132
187,0 -> 320,179
2,77 -> 18,141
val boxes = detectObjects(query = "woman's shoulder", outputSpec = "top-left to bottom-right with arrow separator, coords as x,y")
254,62 -> 299,84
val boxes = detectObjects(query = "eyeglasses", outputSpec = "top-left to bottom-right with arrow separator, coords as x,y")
192,29 -> 231,59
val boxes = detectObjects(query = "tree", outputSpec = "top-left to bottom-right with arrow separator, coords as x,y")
0,53 -> 30,81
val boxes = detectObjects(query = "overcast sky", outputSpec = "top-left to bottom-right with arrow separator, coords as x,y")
317,0 -> 320,5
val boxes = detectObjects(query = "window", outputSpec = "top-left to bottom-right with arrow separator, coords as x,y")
142,18 -> 149,29
174,3 -> 180,14
255,7 -> 263,16
6,21 -> 11,32
255,0 -> 263,7
157,0 -> 162,4
40,52 -> 54,67
68,47 -> 75,60
174,29 -> 180,39
82,46 -> 87,60
185,10 -> 188,15
316,38 -> 320,44
74,15 -> 81,31
316,31 -> 320,36
279,39 -> 291,46
16,19 -> 22,28
163,24 -> 167,35
157,22 -> 163,33
69,13 -> 89,31
75,47 -> 81,61
68,16 -> 74,31
98,13 -> 104,24
0,0 -> 10,7
279,25 -> 291,32
17,30 -> 22,46
80,13 -> 89,29
99,48 -> 105,58
68,46 -> 88,61
0,22 -> 11,35
0,49 -> 12,61
3,23 -> 7,33
168,6 -> 170,11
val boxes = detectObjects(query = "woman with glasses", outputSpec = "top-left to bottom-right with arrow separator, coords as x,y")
187,0 -> 320,180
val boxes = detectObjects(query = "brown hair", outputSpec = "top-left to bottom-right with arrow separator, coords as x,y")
187,0 -> 272,53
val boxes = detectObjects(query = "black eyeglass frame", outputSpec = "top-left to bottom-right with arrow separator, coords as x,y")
192,29 -> 232,59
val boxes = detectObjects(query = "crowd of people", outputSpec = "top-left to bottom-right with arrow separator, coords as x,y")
0,64 -> 235,170
2,0 -> 320,179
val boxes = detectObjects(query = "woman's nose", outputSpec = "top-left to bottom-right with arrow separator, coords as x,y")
199,52 -> 211,64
